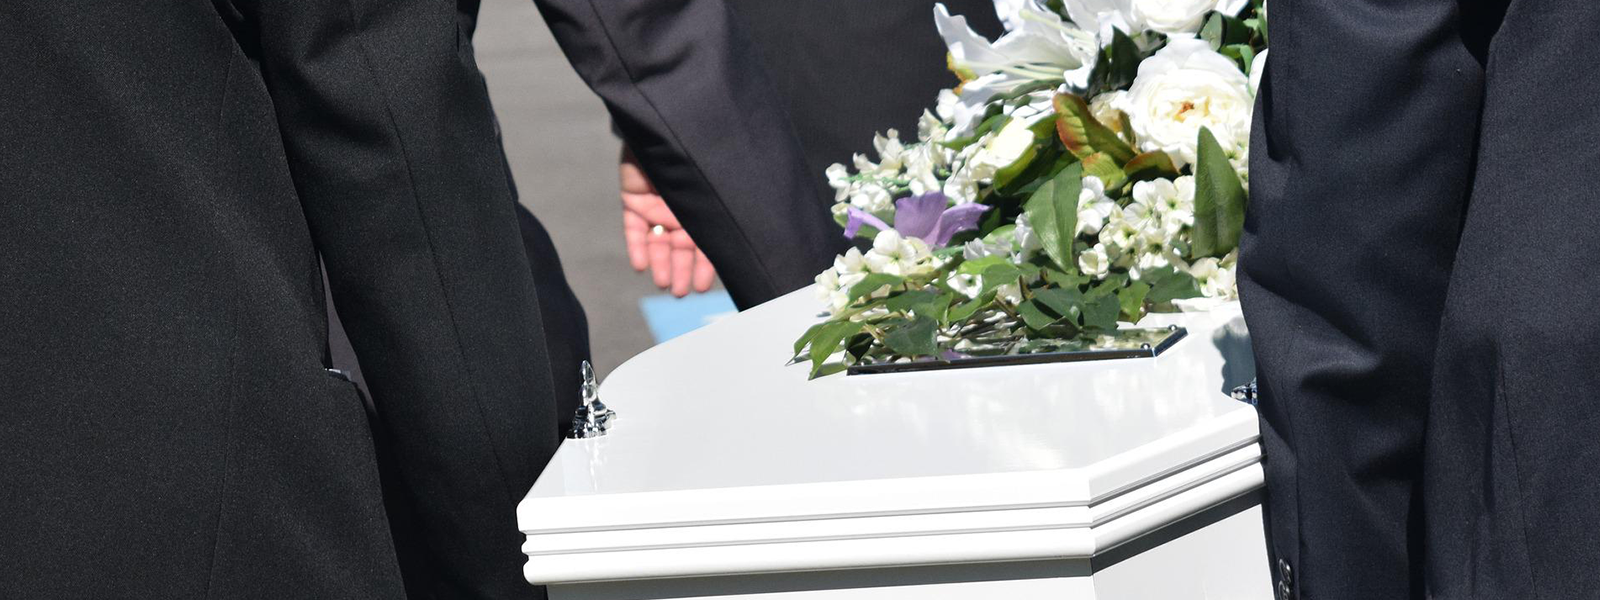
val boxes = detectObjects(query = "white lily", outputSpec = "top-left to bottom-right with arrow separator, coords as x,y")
1064,0 -> 1251,45
1060,0 -> 1142,44
934,1 -> 1097,98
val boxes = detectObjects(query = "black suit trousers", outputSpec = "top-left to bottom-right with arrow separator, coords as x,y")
1242,0 -> 1600,598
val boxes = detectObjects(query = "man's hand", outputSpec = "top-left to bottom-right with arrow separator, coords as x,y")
620,146 -> 717,297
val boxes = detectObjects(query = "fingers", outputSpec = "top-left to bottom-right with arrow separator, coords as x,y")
621,191 -> 681,229
670,230 -> 696,297
648,229 -> 672,288
691,249 -> 717,293
622,208 -> 649,271
619,152 -> 706,295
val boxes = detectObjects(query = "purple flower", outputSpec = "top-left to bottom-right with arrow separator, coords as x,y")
843,192 -> 991,248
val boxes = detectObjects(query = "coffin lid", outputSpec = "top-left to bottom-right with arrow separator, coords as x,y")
518,288 -> 1260,584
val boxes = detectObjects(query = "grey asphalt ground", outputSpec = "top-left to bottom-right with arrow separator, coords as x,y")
474,0 -> 670,379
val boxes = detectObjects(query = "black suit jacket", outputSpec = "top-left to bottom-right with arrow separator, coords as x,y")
531,0 -> 849,309
729,0 -> 1002,199
1,1 -> 558,598
1239,1 -> 1513,598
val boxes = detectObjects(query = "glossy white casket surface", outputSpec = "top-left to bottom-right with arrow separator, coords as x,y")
520,287 -> 1268,599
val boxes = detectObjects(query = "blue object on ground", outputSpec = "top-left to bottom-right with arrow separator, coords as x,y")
639,291 -> 738,344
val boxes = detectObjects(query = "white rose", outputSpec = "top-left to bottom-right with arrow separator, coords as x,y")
1114,39 -> 1252,167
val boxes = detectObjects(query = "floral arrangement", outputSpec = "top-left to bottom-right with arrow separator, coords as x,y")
795,0 -> 1267,376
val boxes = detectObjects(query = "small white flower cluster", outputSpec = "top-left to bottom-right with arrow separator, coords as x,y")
943,214 -> 1046,303
827,116 -> 961,218
1088,177 -> 1190,276
813,230 -> 944,316
1188,251 -> 1239,300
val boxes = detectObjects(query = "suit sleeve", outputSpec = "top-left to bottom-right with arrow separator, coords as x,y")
241,1 -> 554,597
529,0 -> 850,309
1237,1 -> 1486,598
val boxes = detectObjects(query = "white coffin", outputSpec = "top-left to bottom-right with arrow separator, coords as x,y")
519,288 -> 1270,599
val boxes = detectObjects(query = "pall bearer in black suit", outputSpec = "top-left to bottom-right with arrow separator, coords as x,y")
0,0 -> 835,598
1242,0 -> 1600,598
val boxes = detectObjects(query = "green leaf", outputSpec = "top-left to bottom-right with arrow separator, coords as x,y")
793,321 -> 829,358
939,112 -> 1008,151
958,254 -> 1012,277
1081,152 -> 1127,194
1023,162 -> 1083,273
947,291 -> 993,323
979,263 -> 1025,294
1028,113 -> 1062,139
1082,294 -> 1121,330
1118,112 -> 1138,148
1105,28 -> 1144,92
1017,300 -> 1059,331
886,290 -> 952,323
995,79 -> 1063,103
1032,287 -> 1084,323
1257,0 -> 1269,45
1086,273 -> 1128,298
885,290 -> 937,314
992,144 -> 1039,189
1009,151 -> 1079,197
847,273 -> 904,303
1201,13 -> 1252,51
884,316 -> 939,357
1145,267 -> 1204,303
1043,268 -> 1090,289
1053,93 -> 1136,164
1222,43 -> 1256,75
1191,127 -> 1248,258
929,293 -> 956,325
844,332 -> 874,361
1199,14 -> 1224,50
1118,281 -> 1151,322
1122,151 -> 1179,184
808,320 -> 864,377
